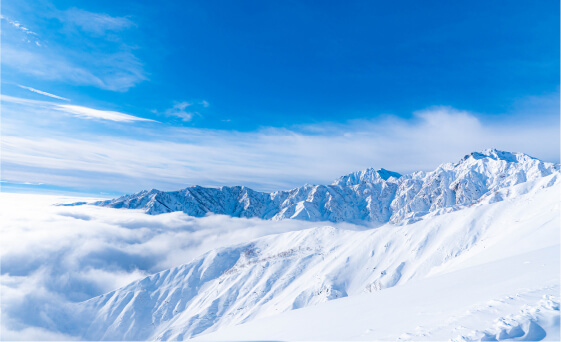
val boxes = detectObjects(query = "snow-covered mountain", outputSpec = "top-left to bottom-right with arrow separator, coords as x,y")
91,149 -> 559,225
73,173 -> 560,340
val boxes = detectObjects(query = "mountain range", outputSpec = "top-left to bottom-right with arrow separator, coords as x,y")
91,149 -> 559,225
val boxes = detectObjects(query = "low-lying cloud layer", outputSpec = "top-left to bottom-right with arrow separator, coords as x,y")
0,193 -> 358,340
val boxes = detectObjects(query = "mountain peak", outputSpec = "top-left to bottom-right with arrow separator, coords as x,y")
332,167 -> 402,186
376,168 -> 403,181
459,149 -> 537,164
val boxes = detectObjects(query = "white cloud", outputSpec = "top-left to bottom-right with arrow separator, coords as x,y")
18,85 -> 70,101
1,106 -> 559,193
63,8 -> 135,35
0,15 -> 37,35
2,45 -> 146,92
2,46 -> 103,86
57,104 -> 156,122
1,8 -> 146,91
0,193 -> 351,338
1,95 -> 156,122
165,101 -> 195,121
161,100 -> 209,122
0,14 -> 42,47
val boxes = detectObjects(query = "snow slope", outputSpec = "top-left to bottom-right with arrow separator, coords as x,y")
198,247 -> 559,341
89,149 -> 559,225
73,173 -> 560,340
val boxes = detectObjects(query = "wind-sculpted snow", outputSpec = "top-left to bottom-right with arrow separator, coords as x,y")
89,149 -> 559,225
74,175 -> 560,340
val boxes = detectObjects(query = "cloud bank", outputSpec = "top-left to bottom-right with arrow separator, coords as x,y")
0,193 -> 354,340
2,106 -> 559,194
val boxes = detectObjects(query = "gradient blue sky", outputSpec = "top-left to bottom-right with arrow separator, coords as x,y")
2,0 -> 559,195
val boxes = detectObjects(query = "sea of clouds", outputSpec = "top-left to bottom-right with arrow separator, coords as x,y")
0,193 -> 361,340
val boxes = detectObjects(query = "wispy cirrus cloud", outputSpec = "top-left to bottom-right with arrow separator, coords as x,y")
0,14 -> 39,43
58,104 -> 156,122
155,100 -> 209,122
2,46 -> 105,87
62,8 -> 135,35
0,14 -> 36,33
165,101 -> 195,121
1,95 -> 155,122
1,2 -> 146,91
18,85 -> 70,101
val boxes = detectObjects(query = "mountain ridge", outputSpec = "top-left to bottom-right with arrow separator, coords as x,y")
88,149 -> 559,225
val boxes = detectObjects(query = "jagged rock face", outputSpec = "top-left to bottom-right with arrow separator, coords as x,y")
93,149 -> 560,225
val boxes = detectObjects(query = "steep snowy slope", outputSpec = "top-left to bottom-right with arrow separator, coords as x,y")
73,173 -> 560,340
199,247 -> 559,341
89,149 -> 559,225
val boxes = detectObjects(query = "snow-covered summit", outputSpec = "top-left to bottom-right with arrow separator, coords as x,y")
463,148 -> 537,163
89,150 -> 559,225
332,167 -> 402,186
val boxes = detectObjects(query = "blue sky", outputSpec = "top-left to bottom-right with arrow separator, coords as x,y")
1,0 -> 559,195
